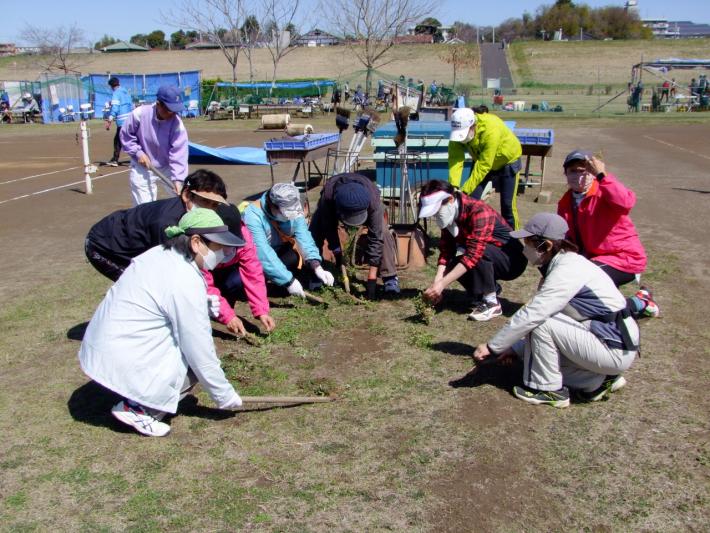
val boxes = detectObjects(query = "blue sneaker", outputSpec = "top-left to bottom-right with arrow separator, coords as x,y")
383,275 -> 400,294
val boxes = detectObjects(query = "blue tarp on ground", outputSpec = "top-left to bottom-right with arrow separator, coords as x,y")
188,142 -> 268,165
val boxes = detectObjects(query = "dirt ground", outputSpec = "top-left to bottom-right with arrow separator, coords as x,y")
0,115 -> 708,531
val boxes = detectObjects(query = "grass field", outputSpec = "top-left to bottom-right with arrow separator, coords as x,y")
0,114 -> 709,530
0,44 -> 478,89
508,39 -> 710,88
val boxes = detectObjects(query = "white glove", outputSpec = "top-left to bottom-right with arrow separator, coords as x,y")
207,294 -> 221,318
314,265 -> 335,286
287,278 -> 306,298
219,390 -> 243,409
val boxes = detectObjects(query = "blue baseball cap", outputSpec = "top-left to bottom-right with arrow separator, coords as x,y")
156,85 -> 184,113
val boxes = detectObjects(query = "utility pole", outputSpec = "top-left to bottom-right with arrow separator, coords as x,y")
492,27 -> 495,43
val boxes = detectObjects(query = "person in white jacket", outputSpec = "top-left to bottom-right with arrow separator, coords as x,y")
79,208 -> 246,436
471,213 -> 639,408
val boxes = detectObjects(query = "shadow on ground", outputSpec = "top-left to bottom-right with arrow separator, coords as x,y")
66,322 -> 89,341
448,360 -> 522,393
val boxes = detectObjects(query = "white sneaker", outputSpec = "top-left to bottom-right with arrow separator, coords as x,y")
468,301 -> 503,321
111,400 -> 170,437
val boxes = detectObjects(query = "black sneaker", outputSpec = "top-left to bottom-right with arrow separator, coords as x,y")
577,375 -> 627,402
106,160 -> 119,167
513,385 -> 570,408
468,301 -> 502,321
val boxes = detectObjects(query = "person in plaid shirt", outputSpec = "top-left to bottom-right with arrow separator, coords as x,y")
419,180 -> 528,321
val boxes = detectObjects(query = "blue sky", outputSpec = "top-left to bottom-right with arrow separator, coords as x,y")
2,0 -> 708,45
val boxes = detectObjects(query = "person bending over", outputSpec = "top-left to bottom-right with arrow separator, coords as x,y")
243,183 -> 334,298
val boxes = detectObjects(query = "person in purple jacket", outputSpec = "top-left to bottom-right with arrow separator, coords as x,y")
120,85 -> 188,205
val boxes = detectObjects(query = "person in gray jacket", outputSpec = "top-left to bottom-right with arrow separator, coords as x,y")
471,213 -> 639,408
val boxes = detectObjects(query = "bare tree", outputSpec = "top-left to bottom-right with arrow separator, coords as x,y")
328,0 -> 431,93
439,44 -> 480,89
241,14 -> 261,83
261,0 -> 300,94
164,0 -> 245,82
20,23 -> 89,74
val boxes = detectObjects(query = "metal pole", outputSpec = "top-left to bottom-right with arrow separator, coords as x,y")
80,121 -> 93,194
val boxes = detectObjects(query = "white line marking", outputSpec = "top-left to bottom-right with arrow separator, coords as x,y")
0,169 -> 128,206
0,166 -> 82,185
642,135 -> 710,162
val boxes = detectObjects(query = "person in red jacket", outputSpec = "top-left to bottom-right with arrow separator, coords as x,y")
557,150 -> 658,317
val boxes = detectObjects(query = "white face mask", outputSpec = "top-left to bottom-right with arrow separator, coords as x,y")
435,200 -> 457,229
463,128 -> 475,143
200,246 -> 224,271
523,242 -> 545,266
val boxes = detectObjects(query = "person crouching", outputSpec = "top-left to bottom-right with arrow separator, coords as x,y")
419,180 -> 527,321
78,209 -> 245,437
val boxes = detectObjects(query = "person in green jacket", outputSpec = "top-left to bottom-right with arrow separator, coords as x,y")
448,107 -> 522,229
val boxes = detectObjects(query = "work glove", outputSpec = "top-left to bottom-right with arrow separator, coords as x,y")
365,279 -> 378,300
314,266 -> 335,287
287,278 -> 306,298
207,294 -> 221,318
219,390 -> 243,410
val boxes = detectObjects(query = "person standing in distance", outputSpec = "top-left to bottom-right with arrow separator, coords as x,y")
120,85 -> 188,205
448,107 -> 523,229
105,77 -> 133,167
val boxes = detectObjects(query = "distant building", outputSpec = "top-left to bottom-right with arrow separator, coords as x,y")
642,19 -> 710,38
101,41 -> 150,53
16,46 -> 42,55
0,43 -> 17,56
184,41 -> 223,50
293,29 -> 340,47
407,25 -> 454,42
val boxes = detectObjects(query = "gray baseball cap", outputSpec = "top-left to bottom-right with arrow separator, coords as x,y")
510,212 -> 569,241
563,149 -> 593,169
269,183 -> 304,220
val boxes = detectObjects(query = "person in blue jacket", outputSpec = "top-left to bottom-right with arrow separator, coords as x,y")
243,183 -> 335,298
105,76 -> 133,166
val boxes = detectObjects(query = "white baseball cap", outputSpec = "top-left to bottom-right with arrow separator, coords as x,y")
450,108 -> 476,142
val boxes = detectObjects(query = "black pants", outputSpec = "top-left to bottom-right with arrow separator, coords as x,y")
85,239 -> 128,282
595,262 -> 635,288
449,239 -> 528,299
112,125 -> 122,162
276,246 -> 322,290
470,158 -> 522,229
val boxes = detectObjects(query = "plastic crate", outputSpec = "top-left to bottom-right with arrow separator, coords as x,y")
513,128 -> 554,146
264,133 -> 339,151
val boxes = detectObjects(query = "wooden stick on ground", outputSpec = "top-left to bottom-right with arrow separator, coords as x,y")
303,291 -> 328,306
340,264 -> 351,294
239,396 -> 335,405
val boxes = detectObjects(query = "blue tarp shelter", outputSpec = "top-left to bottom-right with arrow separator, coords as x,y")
82,70 -> 202,118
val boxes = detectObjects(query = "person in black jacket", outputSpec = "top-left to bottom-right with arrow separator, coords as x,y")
84,169 -> 229,281
309,172 -> 399,299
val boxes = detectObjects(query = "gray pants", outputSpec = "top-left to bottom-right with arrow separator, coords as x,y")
521,313 -> 637,392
